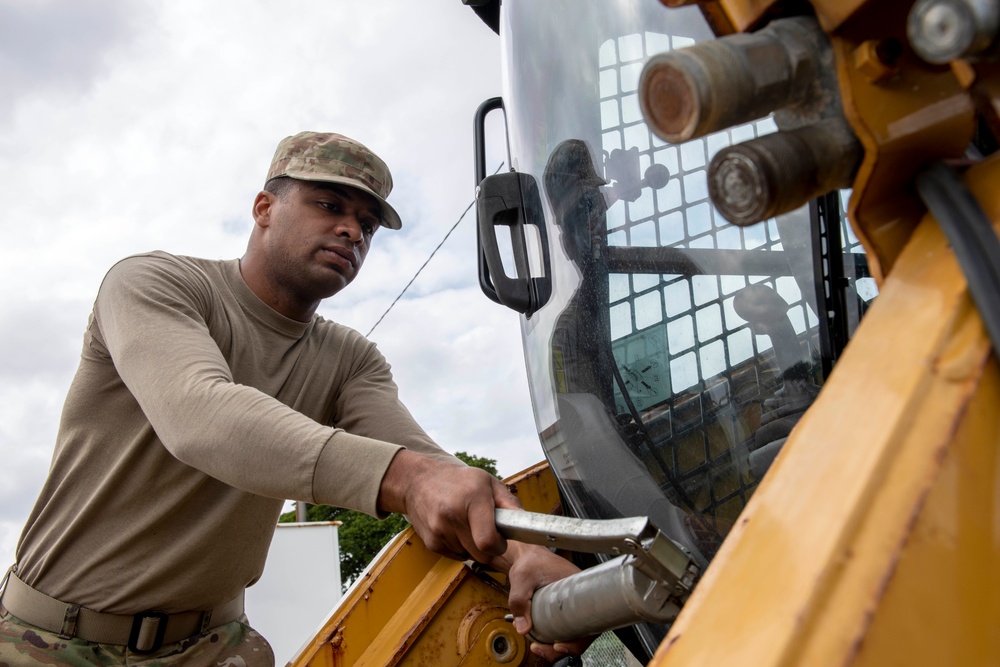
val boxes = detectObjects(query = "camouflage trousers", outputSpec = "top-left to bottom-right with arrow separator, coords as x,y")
0,609 -> 274,667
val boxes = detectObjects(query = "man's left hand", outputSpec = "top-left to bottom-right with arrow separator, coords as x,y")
487,541 -> 594,662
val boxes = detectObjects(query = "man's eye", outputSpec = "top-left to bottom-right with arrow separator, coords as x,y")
319,201 -> 340,212
362,220 -> 377,236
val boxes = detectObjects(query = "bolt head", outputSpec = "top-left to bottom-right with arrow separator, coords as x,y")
908,0 -> 976,63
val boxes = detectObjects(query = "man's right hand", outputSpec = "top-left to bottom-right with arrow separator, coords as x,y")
377,449 -> 523,562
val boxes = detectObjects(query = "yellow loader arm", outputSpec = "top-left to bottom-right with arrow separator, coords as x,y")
644,0 -> 1000,664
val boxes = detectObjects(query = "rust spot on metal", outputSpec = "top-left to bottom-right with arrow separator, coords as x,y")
662,631 -> 682,655
641,57 -> 698,141
843,422 -> 964,665
378,564 -> 471,666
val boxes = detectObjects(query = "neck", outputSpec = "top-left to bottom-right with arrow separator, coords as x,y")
238,253 -> 318,322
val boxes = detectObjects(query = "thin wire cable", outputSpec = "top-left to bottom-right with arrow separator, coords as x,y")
366,162 -> 504,337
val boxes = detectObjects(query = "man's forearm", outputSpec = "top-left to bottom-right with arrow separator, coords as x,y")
377,449 -> 519,561
376,449 -> 431,515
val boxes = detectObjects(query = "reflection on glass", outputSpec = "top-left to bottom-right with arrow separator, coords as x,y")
544,138 -> 714,572
501,0 -> 879,657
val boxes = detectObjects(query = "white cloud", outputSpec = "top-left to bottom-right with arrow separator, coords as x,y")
0,0 -> 544,575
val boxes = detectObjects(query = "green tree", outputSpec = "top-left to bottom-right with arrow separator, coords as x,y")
279,451 -> 501,590
452,450 -> 500,477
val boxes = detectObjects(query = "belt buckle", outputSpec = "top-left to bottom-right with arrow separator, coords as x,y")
128,610 -> 168,654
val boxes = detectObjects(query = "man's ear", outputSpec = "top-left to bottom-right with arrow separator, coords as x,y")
252,191 -> 275,228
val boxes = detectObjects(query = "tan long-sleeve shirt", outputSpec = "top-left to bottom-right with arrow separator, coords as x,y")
15,252 -> 458,614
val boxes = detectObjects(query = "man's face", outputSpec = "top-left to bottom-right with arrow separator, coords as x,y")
255,180 -> 381,301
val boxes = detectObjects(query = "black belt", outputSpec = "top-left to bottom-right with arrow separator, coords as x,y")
0,570 -> 244,653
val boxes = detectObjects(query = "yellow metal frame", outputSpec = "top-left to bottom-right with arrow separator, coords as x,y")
288,462 -> 562,667
649,154 -> 1000,665
645,2 -> 1000,662
829,1 -> 974,281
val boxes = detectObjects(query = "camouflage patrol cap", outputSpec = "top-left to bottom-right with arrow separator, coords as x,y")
266,131 -> 402,230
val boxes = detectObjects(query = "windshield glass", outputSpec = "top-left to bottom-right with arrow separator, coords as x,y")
498,0 -> 875,655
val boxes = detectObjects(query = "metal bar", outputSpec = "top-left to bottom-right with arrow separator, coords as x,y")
605,246 -> 794,276
494,509 -> 654,554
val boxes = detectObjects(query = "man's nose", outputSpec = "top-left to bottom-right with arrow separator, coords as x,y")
338,218 -> 363,243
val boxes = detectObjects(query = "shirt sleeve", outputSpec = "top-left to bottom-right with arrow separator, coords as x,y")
326,338 -> 463,447
91,254 -> 418,515
311,337 -> 466,517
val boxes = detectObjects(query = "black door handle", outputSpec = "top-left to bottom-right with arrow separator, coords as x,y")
477,170 -> 552,316
473,96 -> 551,316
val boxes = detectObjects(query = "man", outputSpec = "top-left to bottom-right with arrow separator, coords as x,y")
0,132 -> 582,665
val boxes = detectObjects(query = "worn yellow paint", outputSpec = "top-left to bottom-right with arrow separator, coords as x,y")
287,462 -> 561,667
640,5 -> 998,660
853,350 -> 1000,665
456,614 -> 527,666
650,154 -> 1000,666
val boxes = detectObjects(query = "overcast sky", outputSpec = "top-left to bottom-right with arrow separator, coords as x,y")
0,1 -> 542,574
